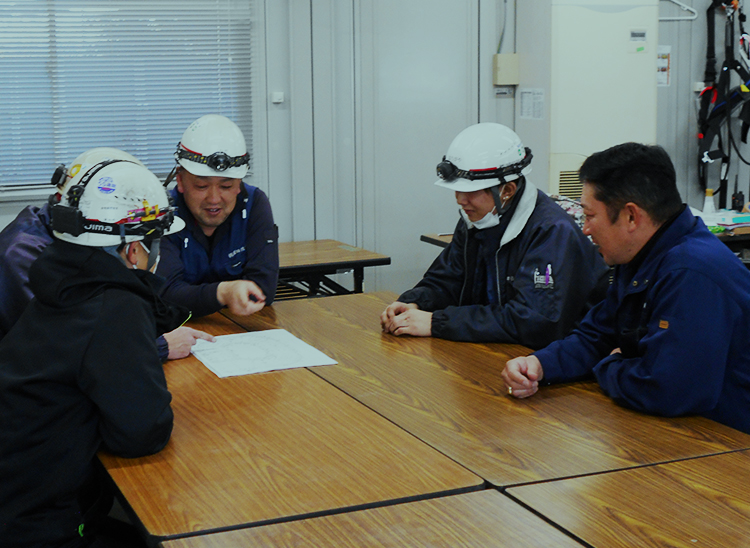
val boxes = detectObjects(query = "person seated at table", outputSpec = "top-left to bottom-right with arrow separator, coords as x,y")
380,123 -> 610,349
0,147 -> 214,358
0,160 -> 185,547
502,142 -> 750,434
159,114 -> 279,317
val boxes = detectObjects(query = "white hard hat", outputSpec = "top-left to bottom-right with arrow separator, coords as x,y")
52,160 -> 185,247
434,123 -> 532,192
51,147 -> 145,194
175,114 -> 249,178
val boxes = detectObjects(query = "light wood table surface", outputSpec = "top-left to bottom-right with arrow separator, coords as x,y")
99,312 -> 481,544
278,239 -> 391,295
225,291 -> 750,487
159,490 -> 583,548
507,449 -> 750,548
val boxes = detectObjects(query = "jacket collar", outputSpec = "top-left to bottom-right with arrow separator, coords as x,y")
500,179 -> 537,247
619,205 -> 694,290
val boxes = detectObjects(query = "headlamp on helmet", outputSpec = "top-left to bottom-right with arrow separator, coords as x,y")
175,146 -> 249,173
174,114 -> 250,179
436,147 -> 533,184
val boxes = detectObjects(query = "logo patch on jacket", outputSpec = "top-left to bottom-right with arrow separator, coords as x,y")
534,264 -> 555,289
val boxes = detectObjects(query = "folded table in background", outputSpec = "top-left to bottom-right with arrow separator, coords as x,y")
277,239 -> 391,298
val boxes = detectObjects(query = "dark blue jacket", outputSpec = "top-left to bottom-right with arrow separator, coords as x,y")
0,204 -> 52,340
0,204 -> 172,359
160,183 -> 279,316
535,207 -> 750,434
399,181 -> 610,348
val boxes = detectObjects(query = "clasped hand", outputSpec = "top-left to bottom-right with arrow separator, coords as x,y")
380,301 -> 432,337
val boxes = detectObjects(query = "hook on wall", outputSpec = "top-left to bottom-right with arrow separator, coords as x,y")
660,0 -> 698,22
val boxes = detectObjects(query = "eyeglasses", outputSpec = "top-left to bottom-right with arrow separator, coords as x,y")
175,146 -> 249,173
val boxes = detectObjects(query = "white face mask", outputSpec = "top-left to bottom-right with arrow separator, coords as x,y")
459,207 -> 501,230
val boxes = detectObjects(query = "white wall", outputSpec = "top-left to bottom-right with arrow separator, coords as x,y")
272,0 -> 518,294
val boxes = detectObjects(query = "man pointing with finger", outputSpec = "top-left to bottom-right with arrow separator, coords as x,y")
160,115 -> 279,317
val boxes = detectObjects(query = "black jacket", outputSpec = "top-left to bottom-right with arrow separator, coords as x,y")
0,240 -> 184,547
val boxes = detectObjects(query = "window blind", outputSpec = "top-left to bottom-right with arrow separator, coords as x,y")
0,0 -> 256,193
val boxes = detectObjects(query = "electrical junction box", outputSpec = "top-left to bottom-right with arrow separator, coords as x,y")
515,0 -> 658,198
493,53 -> 520,86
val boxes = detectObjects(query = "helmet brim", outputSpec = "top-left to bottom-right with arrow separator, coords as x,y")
164,215 -> 185,236
434,174 -> 517,192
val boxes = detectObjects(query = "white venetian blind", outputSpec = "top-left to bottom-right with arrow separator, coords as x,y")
0,0 -> 256,193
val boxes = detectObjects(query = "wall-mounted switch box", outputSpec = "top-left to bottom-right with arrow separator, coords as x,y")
493,53 -> 519,86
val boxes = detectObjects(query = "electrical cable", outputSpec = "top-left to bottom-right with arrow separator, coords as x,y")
496,0 -> 508,54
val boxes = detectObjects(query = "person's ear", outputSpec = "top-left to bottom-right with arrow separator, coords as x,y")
127,242 -> 141,267
501,181 -> 518,200
623,202 -> 641,231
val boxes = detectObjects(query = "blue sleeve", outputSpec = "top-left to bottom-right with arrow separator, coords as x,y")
241,189 -> 279,305
533,293 -> 618,383
592,269 -> 733,417
156,334 -> 169,361
157,235 -> 223,317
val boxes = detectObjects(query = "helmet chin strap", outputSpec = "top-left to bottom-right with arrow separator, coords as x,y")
137,239 -> 162,272
491,176 -> 525,214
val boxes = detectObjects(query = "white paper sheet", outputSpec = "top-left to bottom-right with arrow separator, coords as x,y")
191,329 -> 337,378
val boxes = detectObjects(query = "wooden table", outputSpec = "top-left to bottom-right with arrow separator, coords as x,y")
507,449 -> 750,548
278,239 -> 391,298
99,312 -> 481,545
226,292 -> 750,487
159,490 -> 583,547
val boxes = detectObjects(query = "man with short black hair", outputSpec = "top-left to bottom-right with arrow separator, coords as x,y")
502,142 -> 750,434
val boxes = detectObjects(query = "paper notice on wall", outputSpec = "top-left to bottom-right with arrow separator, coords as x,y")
518,88 -> 545,120
657,45 -> 671,87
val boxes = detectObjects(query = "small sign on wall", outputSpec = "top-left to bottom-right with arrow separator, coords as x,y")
519,88 -> 545,120
657,45 -> 671,87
